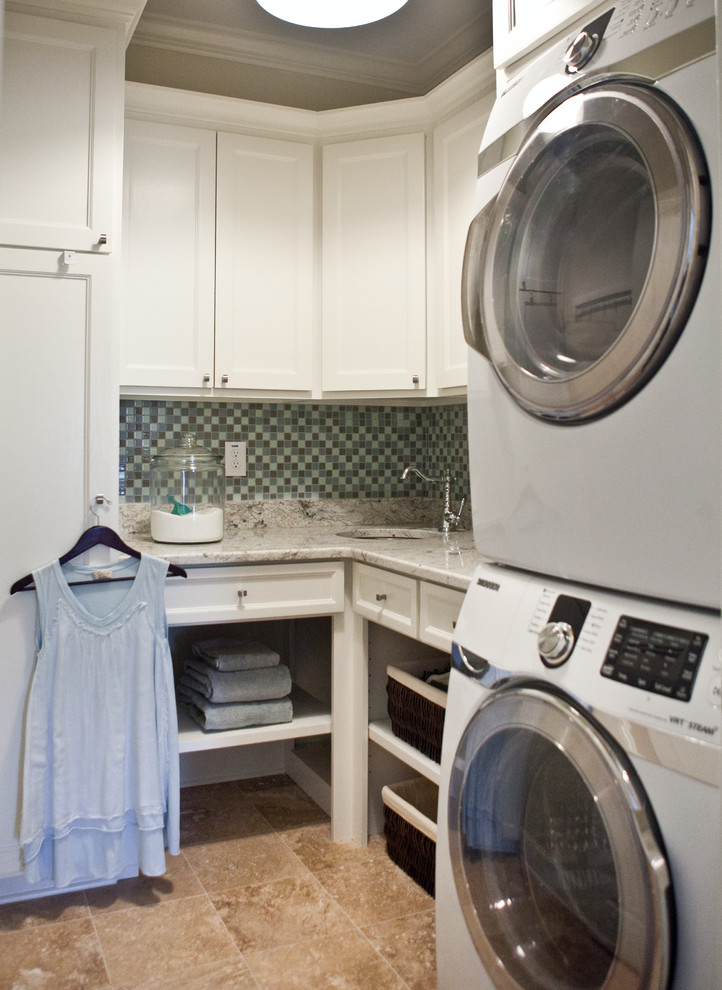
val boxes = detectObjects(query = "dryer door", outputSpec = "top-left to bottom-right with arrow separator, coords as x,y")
448,680 -> 674,990
463,80 -> 710,423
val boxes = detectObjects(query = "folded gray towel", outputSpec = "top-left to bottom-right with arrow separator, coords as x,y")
192,638 -> 280,671
182,659 -> 292,703
177,684 -> 293,732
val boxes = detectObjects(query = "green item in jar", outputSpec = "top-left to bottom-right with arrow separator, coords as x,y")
167,494 -> 192,516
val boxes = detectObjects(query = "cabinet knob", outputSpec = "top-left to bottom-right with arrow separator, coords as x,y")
376,593 -> 387,602
97,233 -> 108,246
221,374 -> 229,384
238,589 -> 248,598
412,375 -> 419,385
203,373 -> 211,383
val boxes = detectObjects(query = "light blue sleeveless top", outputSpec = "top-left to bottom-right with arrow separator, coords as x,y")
20,554 -> 180,888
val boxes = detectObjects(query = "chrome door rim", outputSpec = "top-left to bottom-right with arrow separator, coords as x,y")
476,80 -> 710,423
448,680 -> 674,990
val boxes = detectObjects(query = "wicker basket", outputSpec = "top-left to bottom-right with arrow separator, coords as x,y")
386,662 -> 447,763
382,777 -> 438,896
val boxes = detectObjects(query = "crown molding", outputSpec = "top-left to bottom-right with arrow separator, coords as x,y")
125,50 -> 495,140
6,0 -> 147,39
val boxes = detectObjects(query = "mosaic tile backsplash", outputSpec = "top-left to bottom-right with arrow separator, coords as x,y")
120,400 -> 469,503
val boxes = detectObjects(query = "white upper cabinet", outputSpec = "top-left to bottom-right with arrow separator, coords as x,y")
0,11 -> 122,253
215,134 -> 314,392
322,134 -> 427,393
430,100 -> 490,390
121,120 -> 216,389
492,0 -> 603,69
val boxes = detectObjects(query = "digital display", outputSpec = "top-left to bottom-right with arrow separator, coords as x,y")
600,615 -> 707,701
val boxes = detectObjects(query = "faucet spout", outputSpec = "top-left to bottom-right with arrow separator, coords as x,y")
400,464 -> 466,533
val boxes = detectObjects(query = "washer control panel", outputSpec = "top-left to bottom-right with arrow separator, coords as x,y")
601,616 -> 707,702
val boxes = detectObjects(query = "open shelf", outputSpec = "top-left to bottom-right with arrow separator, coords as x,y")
368,718 -> 441,785
177,685 -> 331,754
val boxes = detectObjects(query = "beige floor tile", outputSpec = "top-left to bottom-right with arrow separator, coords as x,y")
0,916 -> 108,989
245,781 -> 329,830
180,781 -> 273,845
93,894 -> 239,986
0,890 -> 89,932
107,958 -> 258,990
315,857 -> 434,927
85,852 -> 203,914
244,929 -> 408,990
364,909 -> 438,990
211,873 -> 352,953
278,823 -> 388,873
182,832 -> 307,893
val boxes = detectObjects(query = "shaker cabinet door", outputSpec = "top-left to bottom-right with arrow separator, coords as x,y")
0,12 -> 122,253
121,119 -> 217,389
215,133 -> 314,392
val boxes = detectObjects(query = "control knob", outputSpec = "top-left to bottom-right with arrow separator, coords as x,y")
538,621 -> 575,666
563,30 -> 601,73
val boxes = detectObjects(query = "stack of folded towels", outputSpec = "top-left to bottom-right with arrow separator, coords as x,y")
177,638 -> 293,731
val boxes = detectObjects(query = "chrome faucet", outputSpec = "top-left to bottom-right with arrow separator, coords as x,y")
401,465 -> 466,533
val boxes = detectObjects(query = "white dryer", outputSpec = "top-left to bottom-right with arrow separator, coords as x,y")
436,561 -> 721,990
462,0 -> 720,608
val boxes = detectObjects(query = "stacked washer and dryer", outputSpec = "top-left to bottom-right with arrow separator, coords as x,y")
436,2 -> 722,989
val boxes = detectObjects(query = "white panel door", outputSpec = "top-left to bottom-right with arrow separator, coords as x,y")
322,133 -> 426,392
431,100 -> 490,390
121,120 -> 216,389
0,248 -> 116,891
0,11 -> 122,252
215,133 -> 314,392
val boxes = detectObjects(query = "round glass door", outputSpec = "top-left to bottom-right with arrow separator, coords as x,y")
465,80 -> 710,423
448,681 -> 674,990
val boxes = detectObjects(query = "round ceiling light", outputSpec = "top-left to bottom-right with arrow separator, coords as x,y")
255,0 -> 409,29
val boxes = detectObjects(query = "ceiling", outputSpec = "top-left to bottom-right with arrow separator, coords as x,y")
126,0 -> 494,111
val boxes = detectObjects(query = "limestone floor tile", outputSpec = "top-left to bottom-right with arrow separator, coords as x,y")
278,823 -> 388,873
363,909 -> 437,990
93,894 -> 239,986
243,929 -> 408,990
211,872 -> 352,953
0,890 -> 89,931
85,852 -> 203,914
181,832 -> 307,893
180,780 -> 273,845
107,958 -> 258,990
246,781 -> 329,830
315,857 -> 434,927
0,916 -> 108,990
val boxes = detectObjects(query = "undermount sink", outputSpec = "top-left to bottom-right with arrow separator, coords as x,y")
336,527 -> 432,540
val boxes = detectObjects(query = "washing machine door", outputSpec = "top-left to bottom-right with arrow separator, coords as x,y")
448,680 -> 675,990
461,80 -> 710,423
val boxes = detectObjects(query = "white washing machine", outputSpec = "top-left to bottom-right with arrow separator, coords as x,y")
462,0 -> 720,608
436,561 -> 721,990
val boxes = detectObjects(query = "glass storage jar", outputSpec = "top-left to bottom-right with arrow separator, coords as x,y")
149,434 -> 224,543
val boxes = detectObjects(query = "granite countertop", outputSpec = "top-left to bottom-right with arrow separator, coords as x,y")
120,498 -> 487,592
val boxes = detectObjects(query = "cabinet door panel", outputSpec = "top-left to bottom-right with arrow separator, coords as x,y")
0,12 -> 120,252
215,134 -> 314,391
322,134 -> 426,392
121,120 -> 216,388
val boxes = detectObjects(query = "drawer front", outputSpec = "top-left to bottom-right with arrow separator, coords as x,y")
418,582 -> 465,651
353,563 -> 418,636
164,562 -> 345,624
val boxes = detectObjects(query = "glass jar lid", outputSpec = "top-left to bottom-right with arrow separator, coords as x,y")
150,433 -> 221,469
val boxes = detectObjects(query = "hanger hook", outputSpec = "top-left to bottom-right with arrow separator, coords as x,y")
90,494 -> 112,525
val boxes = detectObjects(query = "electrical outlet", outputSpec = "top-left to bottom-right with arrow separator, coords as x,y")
225,441 -> 247,477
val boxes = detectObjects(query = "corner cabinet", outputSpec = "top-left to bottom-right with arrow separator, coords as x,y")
0,11 -> 122,253
121,121 -> 314,392
322,134 -> 427,393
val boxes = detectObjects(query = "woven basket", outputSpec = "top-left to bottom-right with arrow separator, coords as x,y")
386,663 -> 447,763
382,777 -> 438,897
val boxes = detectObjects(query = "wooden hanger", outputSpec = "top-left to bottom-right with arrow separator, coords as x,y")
10,525 -> 187,594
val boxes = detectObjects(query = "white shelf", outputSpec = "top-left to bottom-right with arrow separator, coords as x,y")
178,685 -> 332,753
368,718 -> 441,785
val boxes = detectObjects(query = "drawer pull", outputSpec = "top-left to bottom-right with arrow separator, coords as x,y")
238,589 -> 248,598
376,593 -> 387,602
